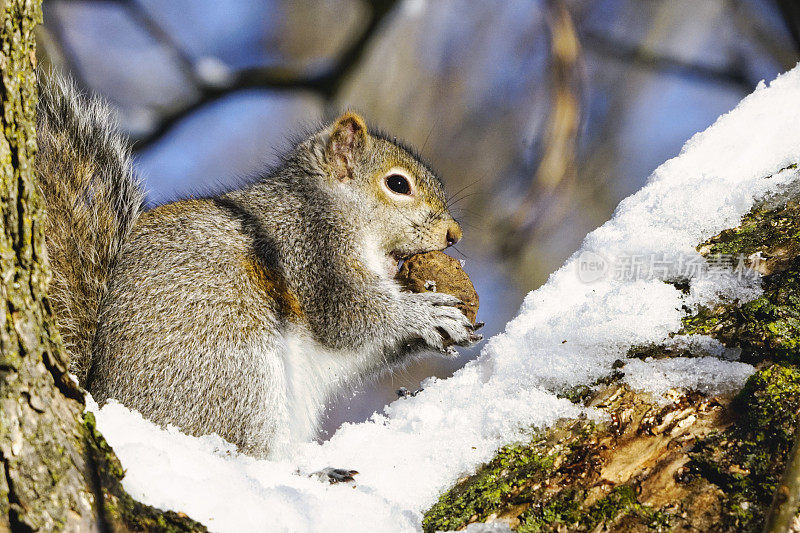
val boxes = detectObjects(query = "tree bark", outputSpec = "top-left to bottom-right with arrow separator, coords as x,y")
0,1 -> 203,530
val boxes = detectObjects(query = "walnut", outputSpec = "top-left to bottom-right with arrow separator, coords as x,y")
396,251 -> 479,323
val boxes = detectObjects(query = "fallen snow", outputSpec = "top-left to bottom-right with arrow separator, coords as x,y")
91,65 -> 800,532
623,357 -> 755,401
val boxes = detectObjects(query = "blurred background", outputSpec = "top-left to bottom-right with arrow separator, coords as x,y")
36,0 -> 800,437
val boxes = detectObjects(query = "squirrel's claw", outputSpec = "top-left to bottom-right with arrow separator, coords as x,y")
311,467 -> 359,484
440,332 -> 483,355
471,321 -> 485,331
440,345 -> 459,357
451,332 -> 483,348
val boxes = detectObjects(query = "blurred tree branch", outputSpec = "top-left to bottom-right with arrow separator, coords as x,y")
122,0 -> 398,149
731,0 -> 798,69
775,0 -> 800,52
581,31 -> 754,90
504,0 -> 582,256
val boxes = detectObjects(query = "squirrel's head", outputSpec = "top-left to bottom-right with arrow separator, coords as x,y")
319,112 -> 462,277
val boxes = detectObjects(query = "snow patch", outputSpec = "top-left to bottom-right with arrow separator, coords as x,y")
622,357 -> 755,402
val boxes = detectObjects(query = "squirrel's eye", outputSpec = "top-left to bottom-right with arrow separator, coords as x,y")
386,174 -> 412,195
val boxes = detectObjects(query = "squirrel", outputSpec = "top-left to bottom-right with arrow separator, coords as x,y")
36,74 -> 482,460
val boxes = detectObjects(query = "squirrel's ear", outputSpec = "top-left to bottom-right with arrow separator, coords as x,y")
326,112 -> 368,182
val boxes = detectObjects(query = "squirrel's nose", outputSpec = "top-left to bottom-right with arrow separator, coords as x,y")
445,222 -> 462,247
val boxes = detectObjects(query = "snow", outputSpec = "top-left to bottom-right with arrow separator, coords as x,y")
623,357 -> 755,401
90,65 -> 800,532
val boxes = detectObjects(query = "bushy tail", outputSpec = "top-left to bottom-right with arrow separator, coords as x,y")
36,73 -> 144,384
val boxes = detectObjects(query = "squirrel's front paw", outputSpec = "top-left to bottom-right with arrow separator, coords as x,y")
406,292 -> 483,353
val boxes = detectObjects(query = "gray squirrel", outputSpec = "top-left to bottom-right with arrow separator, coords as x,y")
37,74 -> 481,460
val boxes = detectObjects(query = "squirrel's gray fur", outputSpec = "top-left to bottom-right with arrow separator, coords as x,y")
37,73 -> 477,459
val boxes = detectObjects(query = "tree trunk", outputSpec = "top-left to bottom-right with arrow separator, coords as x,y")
0,1 -> 203,530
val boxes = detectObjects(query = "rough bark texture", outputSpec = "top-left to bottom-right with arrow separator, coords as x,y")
0,1 -> 204,530
423,176 -> 800,532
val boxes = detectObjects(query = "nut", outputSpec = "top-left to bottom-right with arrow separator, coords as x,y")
396,251 -> 479,323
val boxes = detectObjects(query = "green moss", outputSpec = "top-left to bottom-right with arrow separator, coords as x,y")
558,385 -> 593,404
587,485 -> 640,525
421,420 -> 664,532
736,365 -> 800,449
681,260 -> 800,363
587,485 -> 667,529
689,365 -> 800,531
422,439 -> 558,533
423,420 -> 605,532
83,412 -> 125,479
517,485 -> 667,532
680,305 -> 723,336
679,200 -> 800,364
700,196 -> 800,257
516,489 -> 582,532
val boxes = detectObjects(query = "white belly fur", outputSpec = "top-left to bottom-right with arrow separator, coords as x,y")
276,325 -> 376,455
